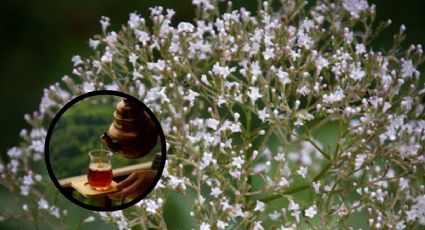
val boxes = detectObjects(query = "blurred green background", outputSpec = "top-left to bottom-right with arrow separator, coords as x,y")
0,0 -> 424,229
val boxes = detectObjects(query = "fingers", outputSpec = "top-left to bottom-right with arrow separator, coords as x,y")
107,170 -> 158,200
107,191 -> 125,200
107,177 -> 144,200
116,172 -> 137,190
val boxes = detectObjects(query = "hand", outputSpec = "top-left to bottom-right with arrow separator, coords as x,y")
108,169 -> 157,200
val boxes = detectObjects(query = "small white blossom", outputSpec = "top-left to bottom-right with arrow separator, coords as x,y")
84,216 -> 95,223
247,87 -> 262,105
231,156 -> 245,169
401,59 -> 417,78
342,0 -> 369,18
305,204 -> 317,218
253,221 -> 264,230
38,198 -> 49,210
258,108 -> 270,123
146,199 -> 159,214
212,62 -> 235,79
217,220 -> 228,229
355,154 -> 366,170
297,166 -> 308,178
206,118 -> 220,130
323,87 -> 345,103
210,187 -> 222,198
269,210 -> 281,221
100,16 -> 110,32
200,222 -> 211,230
254,200 -> 265,212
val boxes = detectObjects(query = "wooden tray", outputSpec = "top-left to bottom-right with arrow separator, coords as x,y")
71,180 -> 118,197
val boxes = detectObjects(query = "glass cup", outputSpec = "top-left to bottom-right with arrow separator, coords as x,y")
87,150 -> 113,190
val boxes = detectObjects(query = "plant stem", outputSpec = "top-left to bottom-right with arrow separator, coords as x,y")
259,162 -> 332,202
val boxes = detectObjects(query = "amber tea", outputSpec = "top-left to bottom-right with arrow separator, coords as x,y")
87,150 -> 113,190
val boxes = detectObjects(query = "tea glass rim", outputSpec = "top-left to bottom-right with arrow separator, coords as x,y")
88,149 -> 113,158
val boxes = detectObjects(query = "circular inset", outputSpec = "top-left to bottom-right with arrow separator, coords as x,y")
44,90 -> 166,211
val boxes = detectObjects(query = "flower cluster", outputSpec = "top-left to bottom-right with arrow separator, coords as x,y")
1,0 -> 424,229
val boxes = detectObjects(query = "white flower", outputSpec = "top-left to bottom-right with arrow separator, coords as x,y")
263,47 -> 275,60
168,175 -> 186,190
342,0 -> 369,18
20,185 -> 30,196
100,16 -> 110,32
23,174 -> 34,186
200,152 -> 215,169
71,55 -> 83,66
297,166 -> 308,178
206,118 -> 220,130
84,216 -> 95,223
117,219 -> 128,230
399,178 -> 409,191
254,200 -> 265,212
135,30 -> 150,44
288,199 -> 300,222
305,204 -> 317,218
296,85 -> 310,96
128,53 -> 138,66
323,87 -> 345,103
348,62 -> 366,81
274,152 -> 285,162
395,221 -> 406,230
276,68 -> 291,85
278,177 -> 289,187
38,198 -> 49,210
212,62 -> 235,79
217,220 -> 228,229
355,43 -> 366,54
354,154 -> 366,170
297,31 -> 313,49
253,221 -> 264,230
269,210 -> 281,221
210,187 -> 222,198
231,156 -> 245,169
178,22 -> 195,33
89,39 -> 100,50
7,147 -> 22,158
315,55 -> 329,72
247,87 -> 262,105
312,181 -> 321,193
101,50 -> 113,63
82,82 -> 95,93
401,59 -> 417,78
146,199 -> 159,214
258,108 -> 270,123
50,206 -> 60,218
128,12 -> 141,29
200,222 -> 211,230
183,90 -> 200,105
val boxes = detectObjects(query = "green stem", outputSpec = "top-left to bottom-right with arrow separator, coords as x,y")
259,162 -> 332,202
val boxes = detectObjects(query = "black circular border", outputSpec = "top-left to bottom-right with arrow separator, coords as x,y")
44,90 -> 167,211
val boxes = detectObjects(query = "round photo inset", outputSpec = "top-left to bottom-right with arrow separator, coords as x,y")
44,90 -> 166,211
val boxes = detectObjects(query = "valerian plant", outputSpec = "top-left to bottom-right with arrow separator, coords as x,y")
1,0 -> 424,229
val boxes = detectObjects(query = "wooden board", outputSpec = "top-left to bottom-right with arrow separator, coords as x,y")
59,162 -> 152,188
71,180 -> 118,197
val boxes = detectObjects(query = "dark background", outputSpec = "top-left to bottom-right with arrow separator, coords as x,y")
1,0 -> 424,154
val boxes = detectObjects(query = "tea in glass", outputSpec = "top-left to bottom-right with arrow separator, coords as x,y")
87,150 -> 113,190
